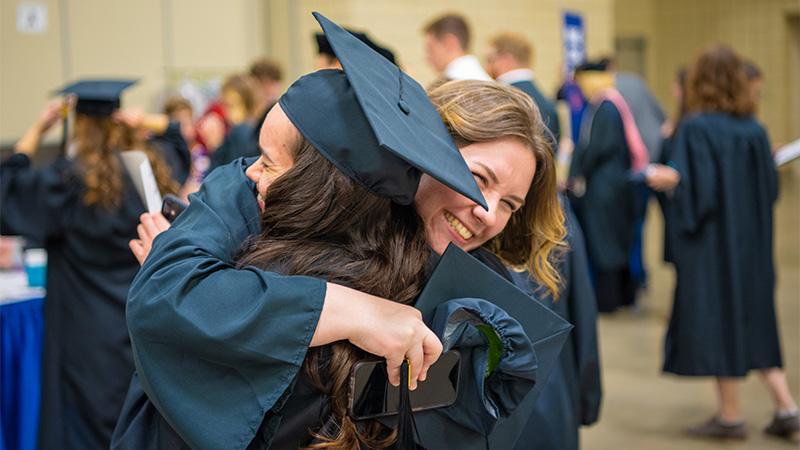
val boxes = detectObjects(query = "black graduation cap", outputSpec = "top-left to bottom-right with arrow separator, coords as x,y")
409,244 -> 573,449
279,12 -> 487,209
315,30 -> 396,65
58,79 -> 137,116
574,60 -> 609,73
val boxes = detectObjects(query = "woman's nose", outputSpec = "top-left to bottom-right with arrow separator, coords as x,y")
472,198 -> 498,228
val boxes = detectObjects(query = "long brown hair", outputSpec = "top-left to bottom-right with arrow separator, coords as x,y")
429,80 -> 566,298
73,114 -> 177,209
685,44 -> 755,117
237,140 -> 430,448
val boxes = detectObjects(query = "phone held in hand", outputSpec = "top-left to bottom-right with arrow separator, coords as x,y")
348,350 -> 461,421
161,194 -> 188,223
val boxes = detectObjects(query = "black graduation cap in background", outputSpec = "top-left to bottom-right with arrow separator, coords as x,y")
58,79 -> 137,116
574,59 -> 609,73
410,244 -> 573,449
315,30 -> 397,65
279,12 -> 487,209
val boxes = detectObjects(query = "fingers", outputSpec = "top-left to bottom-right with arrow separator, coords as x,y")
385,355 -> 404,387
129,239 -> 146,265
419,331 -> 443,383
151,212 -> 171,232
405,344 -> 424,390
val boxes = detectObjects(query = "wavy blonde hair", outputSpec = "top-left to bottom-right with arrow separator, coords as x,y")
73,114 -> 177,209
429,80 -> 566,297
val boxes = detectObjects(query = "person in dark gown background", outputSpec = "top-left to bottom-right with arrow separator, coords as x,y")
661,44 -> 799,441
0,80 -> 178,450
485,32 -> 561,148
207,74 -> 261,171
510,198 -> 602,450
567,60 -> 644,313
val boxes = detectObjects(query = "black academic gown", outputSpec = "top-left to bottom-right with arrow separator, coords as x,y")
111,158 -> 537,450
209,122 -> 260,172
510,198 -> 602,450
568,100 -> 636,272
0,153 -> 144,450
150,121 -> 192,185
663,113 -> 782,377
510,80 -> 561,147
654,135 -> 677,264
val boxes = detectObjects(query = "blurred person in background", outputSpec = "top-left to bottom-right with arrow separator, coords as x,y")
163,96 -> 209,198
315,29 -> 396,70
486,32 -> 561,147
567,60 -> 646,313
423,13 -> 491,84
207,73 -> 261,171
248,58 -> 284,140
605,57 -> 668,296
0,80 -> 178,450
662,44 -> 799,441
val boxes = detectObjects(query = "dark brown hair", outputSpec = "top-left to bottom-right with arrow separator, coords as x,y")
162,96 -> 192,117
424,13 -> 470,50
73,115 -> 177,209
249,58 -> 283,82
237,141 -> 429,448
429,80 -> 566,298
685,44 -> 755,117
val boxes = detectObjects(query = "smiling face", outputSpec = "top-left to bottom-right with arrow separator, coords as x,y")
245,104 -> 298,211
414,137 -> 536,254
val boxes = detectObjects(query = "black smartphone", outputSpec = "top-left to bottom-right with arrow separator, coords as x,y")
161,194 -> 188,223
348,350 -> 461,421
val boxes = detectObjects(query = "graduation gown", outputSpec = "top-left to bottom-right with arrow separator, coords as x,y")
112,158 -> 546,449
568,100 -> 636,271
510,80 -> 561,147
209,122 -> 260,172
654,135 -> 678,264
510,198 -> 602,450
0,153 -> 145,450
151,121 -> 192,185
663,113 -> 781,377
116,158 -> 325,450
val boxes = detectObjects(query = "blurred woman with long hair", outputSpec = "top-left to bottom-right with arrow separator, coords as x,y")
0,80 -> 177,450
662,45 -> 799,441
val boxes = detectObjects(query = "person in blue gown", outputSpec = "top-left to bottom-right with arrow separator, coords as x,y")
662,44 -> 799,440
112,13 -> 567,450
0,80 -> 178,450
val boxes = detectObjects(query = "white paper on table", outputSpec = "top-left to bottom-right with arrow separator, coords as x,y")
120,150 -> 163,213
774,139 -> 800,167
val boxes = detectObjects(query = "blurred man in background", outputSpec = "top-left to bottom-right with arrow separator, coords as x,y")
423,13 -> 491,83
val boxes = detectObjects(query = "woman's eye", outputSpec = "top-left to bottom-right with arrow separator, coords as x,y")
503,200 -> 518,211
472,172 -> 487,185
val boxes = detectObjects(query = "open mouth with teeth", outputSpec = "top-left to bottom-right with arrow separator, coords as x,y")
444,211 -> 474,240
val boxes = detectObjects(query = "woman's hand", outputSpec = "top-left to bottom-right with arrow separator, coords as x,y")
646,164 -> 681,192
15,99 -> 70,156
311,283 -> 443,390
129,212 -> 171,265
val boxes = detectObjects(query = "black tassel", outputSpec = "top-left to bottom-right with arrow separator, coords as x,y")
395,359 -> 419,449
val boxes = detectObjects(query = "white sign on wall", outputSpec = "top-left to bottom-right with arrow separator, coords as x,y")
17,2 -> 48,34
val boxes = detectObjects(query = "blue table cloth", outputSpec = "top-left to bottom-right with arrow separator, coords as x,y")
1,271 -> 45,450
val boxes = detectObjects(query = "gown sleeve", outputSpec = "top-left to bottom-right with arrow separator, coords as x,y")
563,204 -> 602,426
0,153 -> 79,242
126,158 -> 327,450
670,119 -> 719,235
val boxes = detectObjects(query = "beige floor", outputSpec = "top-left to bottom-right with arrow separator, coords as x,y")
581,165 -> 800,450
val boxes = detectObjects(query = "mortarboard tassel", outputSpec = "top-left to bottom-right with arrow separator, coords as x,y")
395,359 -> 419,449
